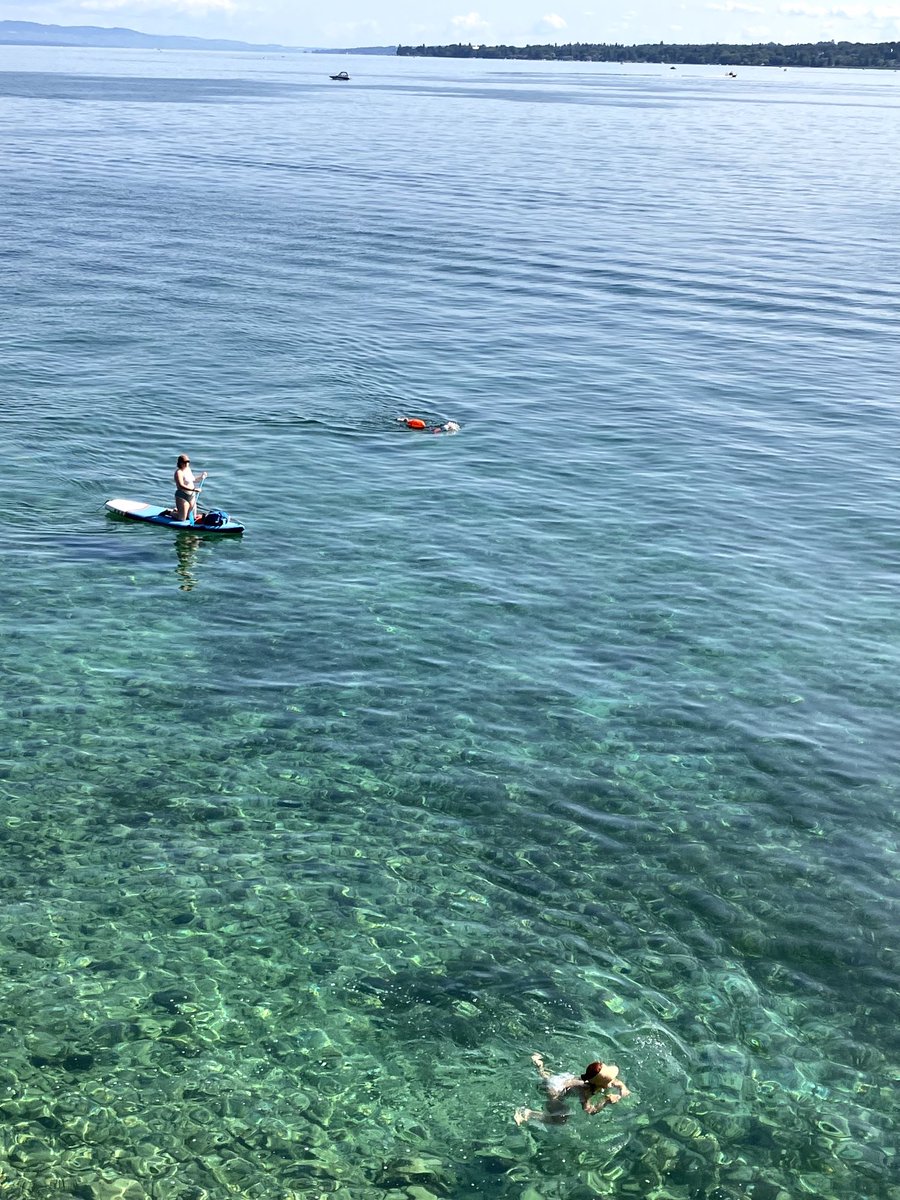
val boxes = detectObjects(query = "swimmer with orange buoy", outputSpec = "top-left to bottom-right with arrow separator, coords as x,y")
396,416 -> 461,434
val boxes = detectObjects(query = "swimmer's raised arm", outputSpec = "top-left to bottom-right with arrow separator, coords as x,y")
530,1053 -> 551,1079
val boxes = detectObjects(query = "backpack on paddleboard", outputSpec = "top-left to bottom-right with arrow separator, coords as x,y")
199,510 -> 228,528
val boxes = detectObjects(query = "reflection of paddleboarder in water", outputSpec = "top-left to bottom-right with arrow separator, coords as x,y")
515,1053 -> 630,1126
396,416 -> 461,434
174,533 -> 200,593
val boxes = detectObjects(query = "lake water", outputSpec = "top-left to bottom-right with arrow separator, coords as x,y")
1,46 -> 898,1200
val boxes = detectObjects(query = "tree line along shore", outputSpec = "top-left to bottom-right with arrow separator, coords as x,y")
396,41 -> 899,69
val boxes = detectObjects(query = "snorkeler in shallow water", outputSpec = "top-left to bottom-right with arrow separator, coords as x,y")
396,416 -> 461,434
514,1053 -> 630,1125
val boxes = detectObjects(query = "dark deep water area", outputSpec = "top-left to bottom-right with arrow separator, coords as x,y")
1,47 -> 898,1200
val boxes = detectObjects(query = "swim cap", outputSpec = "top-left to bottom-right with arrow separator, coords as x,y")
582,1062 -> 608,1088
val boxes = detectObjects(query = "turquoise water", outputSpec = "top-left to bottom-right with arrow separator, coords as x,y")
2,47 -> 899,1199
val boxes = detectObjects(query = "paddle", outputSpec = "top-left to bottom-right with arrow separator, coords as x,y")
190,472 -> 208,525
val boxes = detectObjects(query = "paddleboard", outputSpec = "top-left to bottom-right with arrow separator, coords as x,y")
106,498 -> 245,535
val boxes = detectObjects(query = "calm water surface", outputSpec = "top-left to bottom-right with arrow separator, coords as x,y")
1,47 -> 899,1200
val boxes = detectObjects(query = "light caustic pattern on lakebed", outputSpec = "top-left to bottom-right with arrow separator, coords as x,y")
2,46 -> 900,1200
2,592 -> 896,1199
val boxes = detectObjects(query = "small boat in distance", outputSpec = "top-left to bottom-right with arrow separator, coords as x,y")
330,71 -> 350,81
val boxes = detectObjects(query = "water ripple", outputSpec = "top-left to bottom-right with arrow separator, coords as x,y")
1,46 -> 898,1200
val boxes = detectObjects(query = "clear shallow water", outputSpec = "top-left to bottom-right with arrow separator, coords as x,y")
1,47 -> 899,1200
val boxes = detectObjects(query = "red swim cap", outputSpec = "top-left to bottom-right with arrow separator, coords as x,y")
405,418 -> 427,429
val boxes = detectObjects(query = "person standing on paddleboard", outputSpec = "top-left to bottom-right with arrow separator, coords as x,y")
173,454 -> 207,524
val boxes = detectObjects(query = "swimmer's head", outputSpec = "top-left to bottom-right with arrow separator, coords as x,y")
443,421 -> 461,433
582,1061 -> 616,1090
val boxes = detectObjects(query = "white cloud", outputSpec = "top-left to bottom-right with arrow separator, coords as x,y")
778,2 -> 900,16
451,11 -> 489,32
537,11 -> 568,29
707,2 -> 765,13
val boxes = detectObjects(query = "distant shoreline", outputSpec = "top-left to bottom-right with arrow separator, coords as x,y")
3,21 -> 896,69
397,40 -> 900,69
0,20 -> 397,54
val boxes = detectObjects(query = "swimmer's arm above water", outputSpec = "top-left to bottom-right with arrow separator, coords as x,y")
530,1053 -> 551,1079
582,1094 -> 614,1115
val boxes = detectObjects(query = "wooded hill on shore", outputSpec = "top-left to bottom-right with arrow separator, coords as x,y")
396,41 -> 899,69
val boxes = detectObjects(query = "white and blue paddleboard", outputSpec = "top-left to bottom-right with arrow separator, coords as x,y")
106,498 -> 245,535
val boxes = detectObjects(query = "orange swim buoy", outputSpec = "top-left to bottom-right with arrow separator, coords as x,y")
404,418 -> 427,429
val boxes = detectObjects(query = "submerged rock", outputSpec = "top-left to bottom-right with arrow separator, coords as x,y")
150,988 -> 194,1013
90,1178 -> 149,1200
376,1155 -> 453,1193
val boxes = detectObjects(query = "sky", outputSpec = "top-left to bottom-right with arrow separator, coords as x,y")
3,0 -> 900,47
